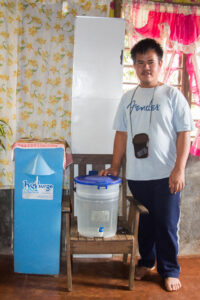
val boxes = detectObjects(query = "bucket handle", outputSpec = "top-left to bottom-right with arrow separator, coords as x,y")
88,170 -> 98,176
88,170 -> 108,188
97,183 -> 108,189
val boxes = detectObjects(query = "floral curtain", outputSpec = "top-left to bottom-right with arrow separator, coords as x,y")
123,0 -> 200,106
0,0 -> 108,189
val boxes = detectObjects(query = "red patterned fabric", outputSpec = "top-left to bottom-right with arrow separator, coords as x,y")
124,1 -> 200,105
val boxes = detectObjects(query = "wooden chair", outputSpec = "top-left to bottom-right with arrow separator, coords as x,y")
62,154 -> 148,291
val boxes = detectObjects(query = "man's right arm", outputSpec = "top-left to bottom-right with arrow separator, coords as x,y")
99,131 -> 127,176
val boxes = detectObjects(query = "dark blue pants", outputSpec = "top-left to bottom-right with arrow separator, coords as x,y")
128,178 -> 180,278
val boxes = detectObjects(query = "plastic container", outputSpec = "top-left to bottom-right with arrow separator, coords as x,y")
74,172 -> 122,238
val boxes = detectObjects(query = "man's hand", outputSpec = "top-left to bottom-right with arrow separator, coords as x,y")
169,167 -> 185,194
98,167 -> 120,177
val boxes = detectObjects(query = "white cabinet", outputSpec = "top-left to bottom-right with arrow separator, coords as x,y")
71,16 -> 125,154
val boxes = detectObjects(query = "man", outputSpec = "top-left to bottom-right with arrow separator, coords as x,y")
99,38 -> 193,292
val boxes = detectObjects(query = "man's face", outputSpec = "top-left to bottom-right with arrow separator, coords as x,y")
134,49 -> 162,88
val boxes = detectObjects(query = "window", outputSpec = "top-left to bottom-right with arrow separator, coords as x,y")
123,35 -> 199,140
123,36 -> 138,93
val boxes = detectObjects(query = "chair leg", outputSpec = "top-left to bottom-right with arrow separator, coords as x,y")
129,211 -> 140,290
66,250 -> 72,291
129,255 -> 135,289
66,214 -> 72,292
129,238 -> 138,290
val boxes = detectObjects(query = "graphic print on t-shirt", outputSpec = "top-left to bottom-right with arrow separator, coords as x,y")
127,99 -> 160,114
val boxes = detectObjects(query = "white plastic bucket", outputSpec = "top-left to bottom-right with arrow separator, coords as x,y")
74,174 -> 121,238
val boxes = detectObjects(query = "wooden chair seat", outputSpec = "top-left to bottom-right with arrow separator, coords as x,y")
71,220 -> 133,239
62,154 -> 148,291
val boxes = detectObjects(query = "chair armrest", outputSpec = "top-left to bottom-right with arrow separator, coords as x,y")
62,194 -> 71,213
126,195 -> 149,214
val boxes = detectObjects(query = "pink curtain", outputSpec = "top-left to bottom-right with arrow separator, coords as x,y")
123,0 -> 200,157
123,0 -> 200,105
190,120 -> 200,156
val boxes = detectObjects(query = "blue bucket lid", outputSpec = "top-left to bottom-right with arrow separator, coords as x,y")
74,173 -> 122,189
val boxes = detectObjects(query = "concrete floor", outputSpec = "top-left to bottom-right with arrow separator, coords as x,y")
0,255 -> 200,300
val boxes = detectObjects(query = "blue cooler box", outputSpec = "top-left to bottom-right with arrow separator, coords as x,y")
14,145 -> 64,275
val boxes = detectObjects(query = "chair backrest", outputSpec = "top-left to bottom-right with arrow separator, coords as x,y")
69,154 -> 127,220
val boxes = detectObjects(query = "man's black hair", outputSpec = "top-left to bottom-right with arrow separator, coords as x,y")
130,38 -> 163,63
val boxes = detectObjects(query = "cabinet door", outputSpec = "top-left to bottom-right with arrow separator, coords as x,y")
71,16 -> 125,154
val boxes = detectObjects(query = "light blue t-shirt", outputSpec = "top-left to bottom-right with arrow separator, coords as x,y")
113,84 -> 194,180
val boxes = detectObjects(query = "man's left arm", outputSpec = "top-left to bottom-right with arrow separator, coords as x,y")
169,131 -> 191,194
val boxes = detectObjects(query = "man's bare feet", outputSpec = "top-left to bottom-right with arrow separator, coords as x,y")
134,266 -> 155,280
164,277 -> 182,292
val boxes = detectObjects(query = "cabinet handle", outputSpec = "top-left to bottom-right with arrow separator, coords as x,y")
120,50 -> 123,65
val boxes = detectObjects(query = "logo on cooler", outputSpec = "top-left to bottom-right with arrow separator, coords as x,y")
22,176 -> 53,200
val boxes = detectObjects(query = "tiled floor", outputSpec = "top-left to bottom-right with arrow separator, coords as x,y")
0,255 -> 200,300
